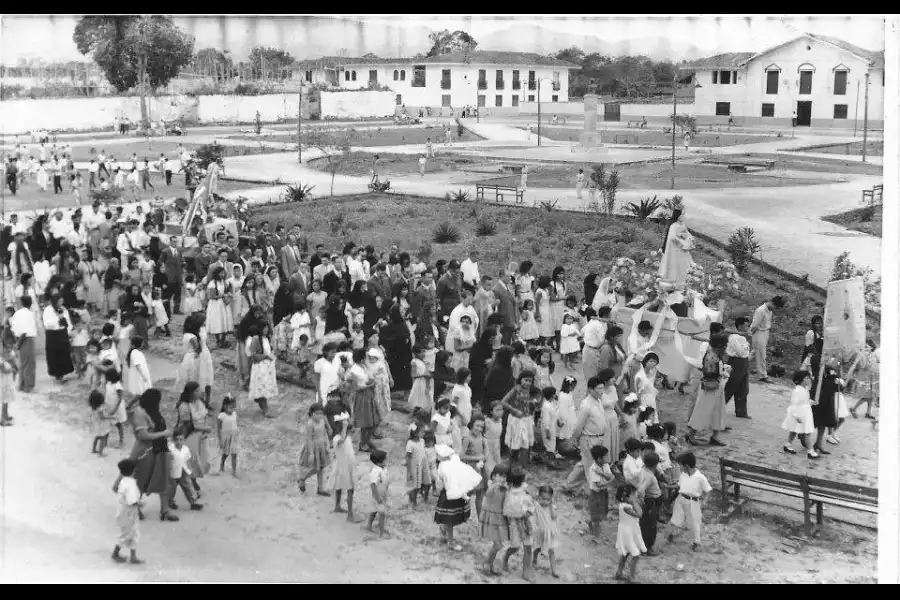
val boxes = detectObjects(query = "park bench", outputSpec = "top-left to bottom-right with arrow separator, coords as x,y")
626,120 -> 647,129
861,184 -> 883,205
476,178 -> 524,204
702,157 -> 776,173
719,458 -> 878,536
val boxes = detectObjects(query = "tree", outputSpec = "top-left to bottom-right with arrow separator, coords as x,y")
73,15 -> 194,128
425,29 -> 478,58
305,128 -> 356,196
554,46 -> 585,67
195,47 -> 233,80
247,46 -> 294,80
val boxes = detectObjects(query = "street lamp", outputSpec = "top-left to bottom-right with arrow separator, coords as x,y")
536,77 -> 553,147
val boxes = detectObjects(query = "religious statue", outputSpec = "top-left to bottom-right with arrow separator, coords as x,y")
658,198 -> 695,289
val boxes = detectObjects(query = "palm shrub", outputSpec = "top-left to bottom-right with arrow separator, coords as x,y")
626,195 -> 662,220
446,189 -> 471,203
194,143 -> 225,170
474,217 -> 498,237
538,199 -> 559,212
432,222 -> 461,244
726,227 -> 761,274
282,182 -> 314,203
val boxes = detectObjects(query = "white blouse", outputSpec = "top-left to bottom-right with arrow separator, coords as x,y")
42,305 -> 71,331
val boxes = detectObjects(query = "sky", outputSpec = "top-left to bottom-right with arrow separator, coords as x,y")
0,14 -> 887,64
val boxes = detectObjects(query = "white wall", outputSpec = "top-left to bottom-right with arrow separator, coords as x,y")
197,94 -> 298,122
318,90 -> 396,119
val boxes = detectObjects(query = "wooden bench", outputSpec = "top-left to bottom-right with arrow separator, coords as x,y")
702,157 -> 776,173
720,458 -> 878,536
476,179 -> 524,203
626,120 -> 647,129
861,183 -> 883,205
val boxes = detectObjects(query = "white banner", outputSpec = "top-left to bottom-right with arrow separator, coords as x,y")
822,276 -> 867,354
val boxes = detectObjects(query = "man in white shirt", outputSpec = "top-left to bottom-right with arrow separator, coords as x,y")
7,214 -> 27,236
87,159 -> 100,189
347,247 -> 369,285
445,288 -> 479,351
313,343 -> 340,403
48,210 -> 71,240
84,201 -> 105,254
724,317 -> 752,419
460,249 -> 481,292
312,253 -> 332,283
117,222 -> 138,260
98,150 -> 110,178
131,221 -> 152,250
749,296 -> 785,383
581,306 -> 610,382
10,296 -> 38,392
168,432 -> 203,511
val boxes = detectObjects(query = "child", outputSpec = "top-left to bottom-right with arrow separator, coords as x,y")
620,397 -> 641,443
367,449 -> 390,537
112,459 -> 144,565
86,341 -> 102,388
501,467 -> 535,582
588,444 -> 614,541
408,344 -> 434,413
418,155 -> 427,177
540,386 -> 561,459
450,368 -> 473,440
89,390 -> 111,456
667,452 -> 712,551
532,485 -> 561,578
614,483 -> 646,582
0,340 -> 18,427
422,336 -> 437,376
461,415 -> 488,518
181,274 -> 202,314
518,299 -> 539,345
637,406 -> 656,441
480,463 -> 511,576
556,376 -> 578,455
295,334 -> 311,380
350,322 -> 365,350
297,403 -> 332,495
104,370 -> 127,447
431,397 -> 454,448
622,437 -> 645,487
782,370 -> 818,459
637,451 -> 663,556
151,288 -> 170,337
484,402 -> 504,475
559,313 -> 581,368
849,339 -> 879,420
406,423 -> 433,507
329,414 -> 361,522
217,395 -> 240,477
323,387 -> 351,442
168,430 -> 203,511
70,313 -> 90,377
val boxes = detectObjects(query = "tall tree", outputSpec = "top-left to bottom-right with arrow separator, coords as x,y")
247,46 -> 295,80
73,15 -> 194,128
425,29 -> 478,58
195,47 -> 233,80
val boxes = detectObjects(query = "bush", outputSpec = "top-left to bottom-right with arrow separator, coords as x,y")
474,217 -> 498,237
446,189 -> 471,203
432,222 -> 461,244
89,188 -> 124,204
510,218 -> 529,235
538,199 -> 559,212
234,83 -> 260,96
194,143 -> 225,171
455,117 -> 465,139
726,227 -> 761,274
282,183 -> 314,203
625,195 -> 662,220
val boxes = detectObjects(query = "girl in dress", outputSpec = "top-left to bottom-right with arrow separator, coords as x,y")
431,397 -> 455,448
176,313 -> 215,406
559,313 -> 581,369
534,276 -> 554,346
549,267 -> 567,351
329,415 -> 361,522
484,401 -> 504,475
448,315 -> 476,371
228,265 -> 247,325
620,396 -> 641,443
532,347 -> 554,391
408,345 -> 433,414
150,289 -> 170,338
216,395 -> 240,477
514,261 -> 535,307
634,353 -> 661,424
206,267 -> 234,348
79,247 -> 103,313
365,345 -> 393,435
433,445 -> 481,552
348,348 -> 380,452
539,387 -> 562,460
782,370 -> 818,459
502,467 -> 535,582
461,414 -> 489,519
36,160 -> 48,192
532,485 -> 561,578
124,336 -> 152,397
247,324 -> 278,418
501,371 -> 537,469
518,299 -> 539,345
614,483 -> 646,582
406,423 -> 432,507
181,274 -> 202,314
297,403 -> 332,495
480,464 -> 511,576
598,368 -> 624,458
89,390 -> 111,455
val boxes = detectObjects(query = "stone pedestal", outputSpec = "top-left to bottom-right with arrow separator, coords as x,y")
580,93 -> 601,149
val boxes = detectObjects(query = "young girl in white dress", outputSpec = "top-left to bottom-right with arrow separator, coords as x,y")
633,352 -> 660,425
246,325 -> 278,417
181,274 -> 202,314
559,313 -> 581,368
124,337 -> 152,396
534,276 -> 555,345
614,483 -> 646,582
36,161 -> 48,192
408,345 -> 434,414
782,370 -> 818,459
532,485 -> 561,578
206,269 -> 234,347
556,376 -> 578,454
518,299 -> 540,345
176,314 -> 215,406
151,289 -> 170,337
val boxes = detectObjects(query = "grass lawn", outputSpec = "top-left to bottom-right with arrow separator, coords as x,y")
822,205 -> 883,238
232,124 -> 484,147
798,140 -> 884,157
249,193 -> 880,369
530,126 -> 783,147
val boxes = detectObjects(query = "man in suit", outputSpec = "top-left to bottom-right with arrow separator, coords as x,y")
323,256 -> 351,298
288,263 -> 309,299
435,259 -> 462,321
367,263 -> 393,302
255,220 -> 271,249
237,245 -> 254,275
280,234 -> 301,280
492,268 -> 518,345
160,235 -> 184,313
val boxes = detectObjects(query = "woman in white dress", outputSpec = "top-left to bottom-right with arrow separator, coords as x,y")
78,247 -> 104,312
658,206 -> 694,289
685,335 -> 729,447
246,324 -> 278,418
205,267 -> 233,348
228,264 -> 247,325
124,336 -> 152,396
176,313 -> 215,406
633,353 -> 660,425
534,275 -> 555,344
549,267 -> 567,350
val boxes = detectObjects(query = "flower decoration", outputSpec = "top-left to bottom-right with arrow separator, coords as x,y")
682,261 -> 706,294
610,257 -> 638,293
706,260 -> 742,303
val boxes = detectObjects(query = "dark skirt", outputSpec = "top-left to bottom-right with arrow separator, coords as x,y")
434,490 -> 471,526
130,444 -> 171,496
352,386 -> 381,429
589,489 -> 609,522
45,329 -> 75,378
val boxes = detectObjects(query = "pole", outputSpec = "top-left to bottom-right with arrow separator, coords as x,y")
671,73 -> 677,190
861,72 -> 869,163
298,84 -> 303,163
537,80 -> 542,147
853,79 -> 860,138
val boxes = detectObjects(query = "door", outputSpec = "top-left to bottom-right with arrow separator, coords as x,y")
604,103 -> 621,122
796,101 -> 812,127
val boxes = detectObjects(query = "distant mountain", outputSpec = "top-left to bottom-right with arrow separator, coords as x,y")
291,16 -> 433,59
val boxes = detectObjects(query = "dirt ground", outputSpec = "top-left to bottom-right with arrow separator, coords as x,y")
1,311 -> 878,583
797,140 -> 884,157
822,205 -> 883,238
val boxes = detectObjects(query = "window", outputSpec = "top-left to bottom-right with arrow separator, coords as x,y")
495,95 -> 503,107
721,70 -> 731,85
442,94 -> 451,107
478,69 -> 487,90
344,70 -> 350,82
552,71 -> 560,91
496,70 -> 504,90
477,95 -> 486,107
400,70 -> 406,81
715,102 -> 731,116
527,95 -> 535,102
761,103 -> 775,117
799,70 -> 813,95
393,70 -> 399,81
512,96 -> 519,107
512,70 -> 520,90
834,70 -> 848,95
766,70 -> 779,94
369,70 -> 377,84
528,70 -> 536,90
833,104 -> 848,119
551,95 -> 559,102
733,71 -> 738,84
712,71 -> 718,84
395,94 -> 402,106
441,69 -> 451,90
305,70 -> 313,82
351,71 -> 357,81
412,65 -> 426,88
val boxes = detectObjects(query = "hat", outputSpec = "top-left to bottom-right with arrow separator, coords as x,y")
435,444 -> 455,459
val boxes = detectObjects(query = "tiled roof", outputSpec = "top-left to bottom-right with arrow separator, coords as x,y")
809,34 -> 882,64
421,50 -> 578,68
294,56 -> 412,69
685,34 -> 884,71
682,52 -> 756,70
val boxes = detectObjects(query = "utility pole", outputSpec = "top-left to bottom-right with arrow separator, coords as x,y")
861,72 -> 869,163
537,79 -> 542,147
671,72 -> 677,190
298,83 -> 303,163
853,79 -> 860,138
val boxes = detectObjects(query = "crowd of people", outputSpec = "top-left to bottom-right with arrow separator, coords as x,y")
0,189 -> 880,581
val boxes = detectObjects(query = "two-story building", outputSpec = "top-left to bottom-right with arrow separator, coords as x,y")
294,50 -> 577,114
684,33 -> 884,129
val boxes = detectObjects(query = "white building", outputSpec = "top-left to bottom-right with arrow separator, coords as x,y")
684,33 -> 884,129
294,50 -> 576,115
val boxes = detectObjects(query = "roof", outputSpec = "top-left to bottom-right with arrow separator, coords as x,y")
685,34 -> 884,71
294,56 -> 412,69
421,50 -> 578,68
